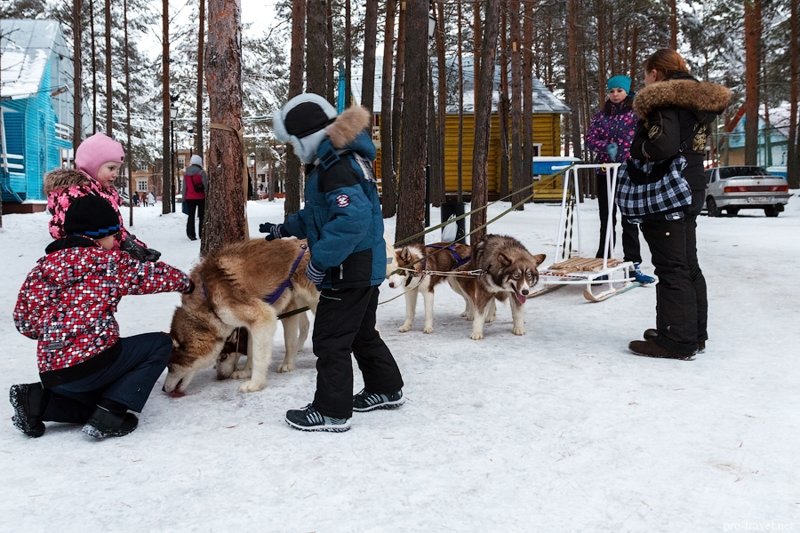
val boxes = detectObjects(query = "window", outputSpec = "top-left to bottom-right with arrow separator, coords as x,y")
177,156 -> 185,169
137,180 -> 149,192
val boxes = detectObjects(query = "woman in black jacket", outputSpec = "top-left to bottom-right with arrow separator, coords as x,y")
626,49 -> 730,359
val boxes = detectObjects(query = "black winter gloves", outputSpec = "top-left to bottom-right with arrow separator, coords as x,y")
258,222 -> 287,241
121,235 -> 162,262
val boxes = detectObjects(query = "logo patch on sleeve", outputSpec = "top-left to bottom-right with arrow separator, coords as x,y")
335,194 -> 351,208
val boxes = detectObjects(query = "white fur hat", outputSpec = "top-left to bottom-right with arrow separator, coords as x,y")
273,93 -> 337,164
190,154 -> 203,167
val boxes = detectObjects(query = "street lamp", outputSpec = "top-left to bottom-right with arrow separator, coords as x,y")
170,101 -> 178,212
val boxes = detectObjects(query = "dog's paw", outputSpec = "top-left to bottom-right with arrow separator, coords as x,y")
398,322 -> 413,333
423,325 -> 434,334
239,379 -> 266,393
512,326 -> 525,336
277,362 -> 295,373
470,331 -> 484,341
486,314 -> 496,324
231,369 -> 252,379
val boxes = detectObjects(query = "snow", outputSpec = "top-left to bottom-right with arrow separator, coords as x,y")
1,195 -> 799,532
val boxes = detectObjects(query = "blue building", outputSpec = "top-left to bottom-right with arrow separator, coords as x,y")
1,19 -> 75,211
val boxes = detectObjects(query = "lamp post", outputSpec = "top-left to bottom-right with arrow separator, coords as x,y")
170,101 -> 178,212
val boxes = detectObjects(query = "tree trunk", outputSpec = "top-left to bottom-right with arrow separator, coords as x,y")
285,0 -> 306,216
196,0 -> 205,156
104,0 -> 112,135
161,0 -> 171,215
498,1 -> 510,198
72,0 -> 83,150
595,0 -> 606,105
509,0 -> 524,208
434,0 -> 447,205
325,0 -> 334,103
90,0 -> 98,134
123,0 -> 134,228
473,1 -> 482,112
395,0 -> 429,244
380,0 -> 397,218
744,0 -> 761,166
456,0 -> 465,201
306,0 -> 326,96
470,0 -> 500,246
391,0 -> 406,176
202,0 -> 246,256
669,0 -> 678,50
566,0 -> 581,158
361,0 -> 378,115
788,0 -> 799,189
344,0 -> 352,107
522,0 -> 534,203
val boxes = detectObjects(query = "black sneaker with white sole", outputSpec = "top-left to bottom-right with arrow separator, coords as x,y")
285,404 -> 351,432
352,389 -> 405,412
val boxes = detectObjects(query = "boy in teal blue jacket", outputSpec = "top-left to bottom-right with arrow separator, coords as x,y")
261,94 -> 404,432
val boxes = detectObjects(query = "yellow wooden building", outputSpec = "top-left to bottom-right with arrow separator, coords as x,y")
355,58 -> 571,201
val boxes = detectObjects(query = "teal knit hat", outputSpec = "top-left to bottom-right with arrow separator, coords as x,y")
606,75 -> 631,93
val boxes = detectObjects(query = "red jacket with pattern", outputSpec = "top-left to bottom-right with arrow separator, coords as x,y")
44,168 -> 147,249
14,236 -> 190,385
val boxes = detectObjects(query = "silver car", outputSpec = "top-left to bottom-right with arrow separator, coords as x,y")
704,166 -> 791,217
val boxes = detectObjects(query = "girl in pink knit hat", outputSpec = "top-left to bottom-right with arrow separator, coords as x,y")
44,132 -> 161,261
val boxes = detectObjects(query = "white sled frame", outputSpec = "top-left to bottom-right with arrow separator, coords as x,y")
532,163 -> 649,301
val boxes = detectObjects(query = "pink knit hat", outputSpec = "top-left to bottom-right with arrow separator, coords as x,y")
74,133 -> 125,180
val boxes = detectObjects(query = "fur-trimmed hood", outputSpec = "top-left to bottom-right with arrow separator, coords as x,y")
633,75 -> 731,119
44,168 -> 92,195
326,105 -> 371,149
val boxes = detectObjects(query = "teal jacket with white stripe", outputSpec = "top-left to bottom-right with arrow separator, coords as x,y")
282,124 -> 386,289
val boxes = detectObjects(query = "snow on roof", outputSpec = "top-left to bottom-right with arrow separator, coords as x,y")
1,19 -> 69,100
350,55 -> 570,115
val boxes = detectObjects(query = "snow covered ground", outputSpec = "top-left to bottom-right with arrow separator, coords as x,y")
1,194 -> 798,532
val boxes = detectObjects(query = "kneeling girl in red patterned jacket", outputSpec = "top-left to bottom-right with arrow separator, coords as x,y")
9,195 -> 194,440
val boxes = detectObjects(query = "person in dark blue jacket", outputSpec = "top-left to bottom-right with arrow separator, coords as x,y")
261,93 -> 404,432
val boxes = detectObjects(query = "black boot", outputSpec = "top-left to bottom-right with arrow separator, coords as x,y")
643,328 -> 705,353
629,339 -> 695,361
82,405 -> 139,440
9,383 -> 47,438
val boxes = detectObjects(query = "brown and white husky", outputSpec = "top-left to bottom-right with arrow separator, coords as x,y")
448,235 -> 545,340
165,238 -> 319,395
387,242 -> 471,333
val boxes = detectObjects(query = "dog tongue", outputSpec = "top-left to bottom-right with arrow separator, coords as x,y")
167,390 -> 186,398
516,293 -> 527,305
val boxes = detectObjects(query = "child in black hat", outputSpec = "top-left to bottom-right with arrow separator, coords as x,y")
9,195 -> 194,440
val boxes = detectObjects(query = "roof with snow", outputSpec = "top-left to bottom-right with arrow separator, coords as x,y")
351,55 -> 570,115
1,19 -> 70,100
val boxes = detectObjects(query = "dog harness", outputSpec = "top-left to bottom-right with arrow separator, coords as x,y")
424,243 -> 471,269
263,244 -> 308,305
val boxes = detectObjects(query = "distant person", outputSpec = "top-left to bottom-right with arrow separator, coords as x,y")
146,191 -> 156,207
585,74 -> 654,284
261,94 -> 404,432
182,155 -> 207,241
45,132 -> 161,262
626,49 -> 730,360
9,194 -> 193,439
